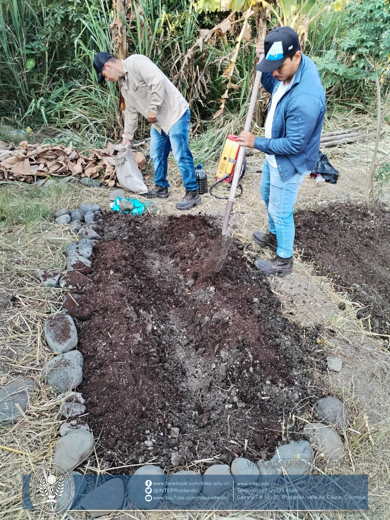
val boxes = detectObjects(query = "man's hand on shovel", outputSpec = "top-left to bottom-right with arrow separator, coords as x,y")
238,132 -> 256,149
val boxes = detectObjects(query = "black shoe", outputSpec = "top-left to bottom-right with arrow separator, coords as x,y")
146,185 -> 169,199
254,254 -> 293,276
252,231 -> 277,252
176,190 -> 202,210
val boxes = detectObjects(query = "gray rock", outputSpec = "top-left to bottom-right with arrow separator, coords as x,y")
128,465 -> 165,509
202,465 -> 233,496
79,238 -> 95,251
57,391 -> 85,404
167,471 -> 202,505
35,269 -> 60,287
53,429 -> 94,471
314,397 -> 349,430
56,214 -> 71,225
65,240 -> 93,259
61,402 -> 86,418
55,208 -> 71,218
80,203 -> 100,214
60,421 -> 90,437
60,176 -> 79,184
119,200 -> 134,212
84,211 -> 99,225
71,209 -> 84,222
78,228 -> 102,240
327,357 -> 342,372
44,179 -> 56,187
0,378 -> 36,425
170,452 -> 183,466
70,220 -> 83,233
303,423 -> 345,463
231,457 -> 259,486
79,478 -> 124,517
65,243 -> 78,256
66,253 -> 92,272
45,350 -> 83,392
170,427 -> 180,439
45,314 -> 78,354
80,178 -> 101,187
257,441 -> 313,476
69,471 -> 87,508
110,189 -> 125,201
59,271 -> 90,290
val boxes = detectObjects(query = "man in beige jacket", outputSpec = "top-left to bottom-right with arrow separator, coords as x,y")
93,52 -> 201,210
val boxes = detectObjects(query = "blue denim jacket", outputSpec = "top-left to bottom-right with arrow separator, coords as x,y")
254,54 -> 326,181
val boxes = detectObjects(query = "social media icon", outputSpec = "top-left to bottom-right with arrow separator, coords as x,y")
145,480 -> 152,487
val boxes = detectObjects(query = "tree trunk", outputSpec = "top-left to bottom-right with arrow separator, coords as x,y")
111,1 -> 130,126
366,74 -> 382,204
254,6 -> 269,125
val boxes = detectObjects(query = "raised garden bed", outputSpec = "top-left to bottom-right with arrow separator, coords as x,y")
62,213 -> 327,469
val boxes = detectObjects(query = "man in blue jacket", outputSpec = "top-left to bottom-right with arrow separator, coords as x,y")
239,26 -> 325,275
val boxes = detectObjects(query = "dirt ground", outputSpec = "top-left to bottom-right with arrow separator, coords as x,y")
295,203 -> 390,337
63,214 -> 326,469
1,117 -> 390,519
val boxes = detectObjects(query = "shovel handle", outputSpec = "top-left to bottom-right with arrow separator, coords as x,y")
221,61 -> 264,236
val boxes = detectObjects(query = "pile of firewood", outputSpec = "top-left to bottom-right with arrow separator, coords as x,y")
0,141 -> 145,186
320,128 -> 369,148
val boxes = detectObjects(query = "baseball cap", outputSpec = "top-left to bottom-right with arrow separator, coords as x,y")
256,26 -> 300,73
93,52 -> 114,83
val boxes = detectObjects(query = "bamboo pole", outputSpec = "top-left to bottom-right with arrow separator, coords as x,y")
221,9 -> 268,237
320,131 -> 360,143
321,128 -> 359,138
320,132 -> 378,148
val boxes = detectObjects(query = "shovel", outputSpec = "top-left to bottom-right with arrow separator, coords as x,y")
212,52 -> 265,272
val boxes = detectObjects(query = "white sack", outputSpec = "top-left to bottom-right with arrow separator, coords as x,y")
114,145 -> 147,194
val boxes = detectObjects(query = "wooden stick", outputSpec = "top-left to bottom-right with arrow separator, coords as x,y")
320,131 -> 360,143
321,128 -> 359,137
320,133 -> 378,148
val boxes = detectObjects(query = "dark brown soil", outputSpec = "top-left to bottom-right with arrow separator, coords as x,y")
295,203 -> 390,337
65,214 -> 326,470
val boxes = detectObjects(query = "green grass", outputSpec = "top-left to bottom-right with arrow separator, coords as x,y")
0,182 -> 76,226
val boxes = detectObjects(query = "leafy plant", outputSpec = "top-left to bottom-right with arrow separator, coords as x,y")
375,163 -> 390,198
335,0 -> 390,203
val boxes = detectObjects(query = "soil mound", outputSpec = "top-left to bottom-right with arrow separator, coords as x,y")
295,203 -> 390,336
65,214 -> 326,468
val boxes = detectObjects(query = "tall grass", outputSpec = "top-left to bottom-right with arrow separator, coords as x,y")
0,0 -> 378,145
0,185 -> 51,226
306,0 -> 374,107
0,0 -> 44,115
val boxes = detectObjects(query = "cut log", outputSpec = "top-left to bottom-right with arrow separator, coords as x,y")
321,128 -> 359,138
320,132 -> 377,148
320,131 -> 360,143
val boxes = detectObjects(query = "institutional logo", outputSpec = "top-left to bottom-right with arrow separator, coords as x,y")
266,41 -> 284,61
29,463 -> 75,515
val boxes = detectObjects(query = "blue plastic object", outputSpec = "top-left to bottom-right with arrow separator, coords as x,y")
110,197 -> 152,215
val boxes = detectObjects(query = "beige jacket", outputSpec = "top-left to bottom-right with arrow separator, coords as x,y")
120,55 -> 189,141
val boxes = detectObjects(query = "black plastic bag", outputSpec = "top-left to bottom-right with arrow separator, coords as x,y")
313,152 -> 339,184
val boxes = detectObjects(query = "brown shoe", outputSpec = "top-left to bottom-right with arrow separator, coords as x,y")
254,254 -> 293,276
252,230 -> 277,252
176,190 -> 201,210
146,185 -> 169,199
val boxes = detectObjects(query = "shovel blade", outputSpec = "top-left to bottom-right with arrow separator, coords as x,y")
211,234 -> 232,272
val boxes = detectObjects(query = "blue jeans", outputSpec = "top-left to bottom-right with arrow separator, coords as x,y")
259,159 -> 305,258
149,109 -> 198,192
